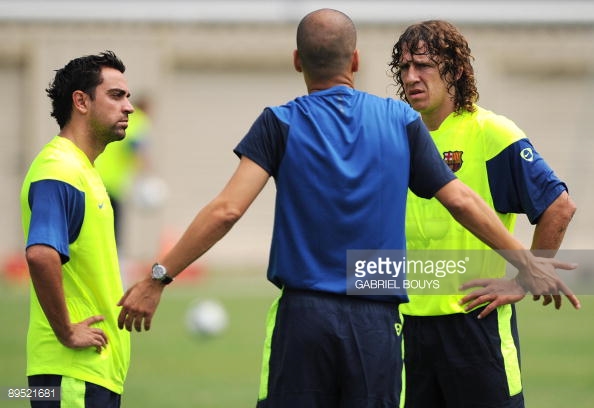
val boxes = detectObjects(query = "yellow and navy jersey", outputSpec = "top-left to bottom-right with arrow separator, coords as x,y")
402,105 -> 567,316
235,86 -> 455,302
20,136 -> 130,394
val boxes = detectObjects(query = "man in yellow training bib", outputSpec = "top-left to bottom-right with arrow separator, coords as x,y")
21,51 -> 133,408
390,20 -> 577,408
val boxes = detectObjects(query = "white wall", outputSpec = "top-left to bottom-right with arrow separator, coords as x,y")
1,21 -> 592,271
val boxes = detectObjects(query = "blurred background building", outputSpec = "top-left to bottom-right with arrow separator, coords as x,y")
1,0 -> 593,273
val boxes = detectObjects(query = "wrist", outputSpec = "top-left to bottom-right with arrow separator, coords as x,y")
151,263 -> 174,285
499,248 -> 533,272
54,324 -> 75,347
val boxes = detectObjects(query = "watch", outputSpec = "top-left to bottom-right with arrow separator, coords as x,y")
151,263 -> 173,285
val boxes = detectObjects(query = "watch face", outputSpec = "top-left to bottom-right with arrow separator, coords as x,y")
152,264 -> 166,279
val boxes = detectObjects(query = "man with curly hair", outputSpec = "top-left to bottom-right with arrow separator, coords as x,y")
390,20 -> 577,407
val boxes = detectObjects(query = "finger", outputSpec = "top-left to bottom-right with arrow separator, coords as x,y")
117,290 -> 130,306
557,280 -> 581,309
121,313 -> 133,332
125,314 -> 136,332
541,295 -> 553,306
459,288 -> 489,305
553,295 -> 562,310
83,315 -> 105,326
134,315 -> 144,333
143,315 -> 152,331
532,294 -> 541,302
117,310 -> 127,330
85,329 -> 107,348
551,260 -> 578,271
465,295 -> 494,312
95,328 -> 108,345
477,301 -> 499,319
565,293 -> 581,310
94,335 -> 107,354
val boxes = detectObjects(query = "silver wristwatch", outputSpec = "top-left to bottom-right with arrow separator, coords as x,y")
151,263 -> 173,285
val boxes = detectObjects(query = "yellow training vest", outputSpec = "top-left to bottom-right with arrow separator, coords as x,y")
402,106 -> 525,316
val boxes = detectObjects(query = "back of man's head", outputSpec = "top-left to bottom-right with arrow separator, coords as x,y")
296,9 -> 357,81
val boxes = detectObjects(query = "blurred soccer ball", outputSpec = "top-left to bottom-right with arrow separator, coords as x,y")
132,175 -> 168,210
185,299 -> 229,337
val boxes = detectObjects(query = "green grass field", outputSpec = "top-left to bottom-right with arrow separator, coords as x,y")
1,269 -> 593,407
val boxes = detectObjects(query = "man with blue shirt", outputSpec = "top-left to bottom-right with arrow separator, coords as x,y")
118,10 -> 578,407
21,51 -> 133,407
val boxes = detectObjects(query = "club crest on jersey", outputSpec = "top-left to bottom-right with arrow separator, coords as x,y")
443,150 -> 463,172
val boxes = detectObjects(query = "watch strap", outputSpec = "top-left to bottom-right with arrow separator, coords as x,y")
152,263 -> 174,285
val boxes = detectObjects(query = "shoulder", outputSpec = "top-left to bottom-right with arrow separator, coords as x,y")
26,138 -> 85,187
473,105 -> 527,158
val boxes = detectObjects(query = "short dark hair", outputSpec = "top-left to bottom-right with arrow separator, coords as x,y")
46,50 -> 126,129
296,9 -> 356,81
389,20 -> 478,114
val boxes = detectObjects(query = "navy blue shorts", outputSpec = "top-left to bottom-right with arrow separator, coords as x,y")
256,289 -> 403,408
28,375 -> 121,408
403,304 -> 524,408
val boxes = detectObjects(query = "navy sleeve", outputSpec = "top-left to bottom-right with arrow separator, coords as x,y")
487,138 -> 567,224
407,117 -> 456,198
26,179 -> 85,264
233,108 -> 287,179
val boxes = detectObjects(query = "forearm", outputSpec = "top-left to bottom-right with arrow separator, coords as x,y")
160,198 -> 241,278
437,180 -> 524,251
531,191 -> 576,255
435,180 -> 537,272
117,157 -> 270,332
26,245 -> 73,342
158,156 -> 269,279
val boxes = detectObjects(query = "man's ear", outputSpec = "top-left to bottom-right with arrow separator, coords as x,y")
72,90 -> 89,113
293,49 -> 303,73
351,49 -> 360,73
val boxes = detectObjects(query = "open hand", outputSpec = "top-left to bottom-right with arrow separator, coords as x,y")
515,256 -> 580,310
117,278 -> 164,332
459,278 -> 526,319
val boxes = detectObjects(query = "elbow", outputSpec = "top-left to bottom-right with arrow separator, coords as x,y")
441,188 -> 475,221
561,194 -> 577,224
434,179 -> 477,222
568,194 -> 577,217
444,195 -> 468,220
212,201 -> 244,230
549,191 -> 577,226
25,244 -> 60,272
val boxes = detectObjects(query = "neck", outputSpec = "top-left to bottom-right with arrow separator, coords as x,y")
420,102 -> 457,131
305,73 -> 355,94
59,125 -> 104,164
421,112 -> 449,131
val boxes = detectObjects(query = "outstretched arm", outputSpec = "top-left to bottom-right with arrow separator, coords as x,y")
118,156 -> 270,332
